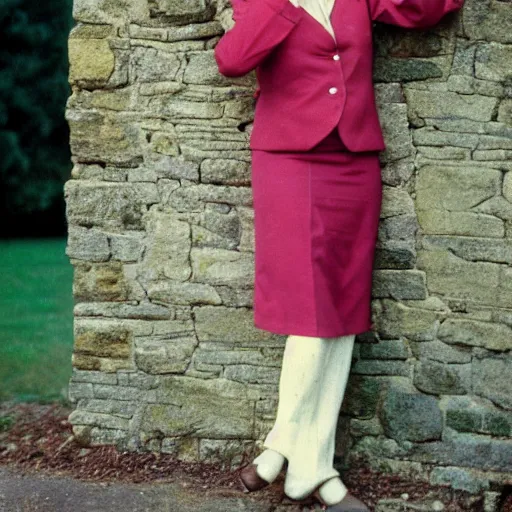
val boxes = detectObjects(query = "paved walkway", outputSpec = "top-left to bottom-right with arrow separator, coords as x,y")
0,465 -> 288,512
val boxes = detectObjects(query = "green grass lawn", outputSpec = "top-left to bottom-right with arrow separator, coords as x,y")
0,238 -> 73,404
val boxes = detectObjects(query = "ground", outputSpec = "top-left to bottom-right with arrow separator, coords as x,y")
0,401 -> 509,512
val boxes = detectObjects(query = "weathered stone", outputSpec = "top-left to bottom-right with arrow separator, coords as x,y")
413,360 -> 471,395
161,437 -> 199,461
374,240 -> 417,270
504,171 -> 512,203
413,128 -> 480,149
74,301 -> 172,319
415,166 -> 501,212
498,99 -> 512,126
200,159 -> 251,186
68,38 -> 115,86
372,270 -> 427,300
70,369 -> 119,385
417,146 -> 471,161
192,224 -> 238,250
73,261 -> 139,302
422,235 -> 512,264
430,466 -> 490,494
475,43 -> 512,82
199,438 -> 253,467
167,183 -> 252,212
77,398 -> 138,418
223,364 -> 280,385
67,382 -> 94,403
417,210 -> 505,238
380,186 -> 416,218
473,356 -> 512,410
341,374 -> 382,419
168,21 -> 223,41
373,298 -> 445,342
374,83 -> 405,104
194,305 -> 278,343
146,97 -> 224,120
190,247 -> 254,288
381,159 -> 415,187
72,0 -> 149,24
183,51 -> 231,86
109,233 -> 144,262
378,103 -> 413,162
148,376 -> 255,438
68,409 -> 131,430
380,381 -> 443,442
67,87 -> 134,113
374,57 -> 445,83
147,280 -> 222,306
378,215 -> 419,242
65,181 -> 157,230
452,39 -> 476,76
352,359 -> 412,377
147,0 -> 215,23
359,339 -> 409,360
409,339 -> 471,364
442,395 -> 512,437
405,88 -> 498,122
438,318 -> 512,351
130,46 -> 180,82
212,286 -> 252,307
463,0 -> 512,44
193,348 -> 266,367
350,417 -> 384,437
134,335 -> 197,374
138,209 -> 191,282
74,322 -> 132,359
199,204 -> 240,243
408,429 -> 512,472
416,249 -> 503,307
66,110 -> 144,165
67,226 -> 110,262
447,75 -> 504,97
72,353 -> 134,372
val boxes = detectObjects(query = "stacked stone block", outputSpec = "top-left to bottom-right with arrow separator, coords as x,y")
65,0 -> 512,497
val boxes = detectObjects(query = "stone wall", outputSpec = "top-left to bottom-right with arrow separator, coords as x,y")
64,0 -> 512,498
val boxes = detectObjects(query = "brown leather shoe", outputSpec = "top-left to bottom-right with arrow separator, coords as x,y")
239,463 -> 270,493
312,488 -> 370,511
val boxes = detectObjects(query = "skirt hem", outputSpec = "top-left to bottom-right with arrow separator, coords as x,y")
254,318 -> 373,338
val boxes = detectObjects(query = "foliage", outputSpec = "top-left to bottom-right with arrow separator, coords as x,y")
0,0 -> 73,215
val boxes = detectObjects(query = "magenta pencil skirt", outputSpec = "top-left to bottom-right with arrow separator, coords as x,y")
250,127 -> 382,337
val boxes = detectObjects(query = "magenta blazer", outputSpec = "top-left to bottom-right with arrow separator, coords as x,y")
214,0 -> 464,152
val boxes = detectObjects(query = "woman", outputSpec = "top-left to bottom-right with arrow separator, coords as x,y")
214,0 -> 464,510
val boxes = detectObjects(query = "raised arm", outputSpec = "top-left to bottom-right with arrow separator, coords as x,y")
214,0 -> 304,77
368,0 -> 464,29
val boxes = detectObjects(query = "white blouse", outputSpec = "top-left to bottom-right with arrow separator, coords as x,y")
298,0 -> 336,38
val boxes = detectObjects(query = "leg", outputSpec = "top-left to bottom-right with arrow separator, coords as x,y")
261,333 -> 355,500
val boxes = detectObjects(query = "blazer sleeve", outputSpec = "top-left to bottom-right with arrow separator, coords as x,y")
214,0 -> 304,77
368,0 -> 464,29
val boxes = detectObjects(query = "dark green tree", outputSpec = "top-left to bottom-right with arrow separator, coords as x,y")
0,0 -> 73,218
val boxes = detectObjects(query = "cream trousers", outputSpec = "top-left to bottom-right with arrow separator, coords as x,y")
258,333 -> 355,500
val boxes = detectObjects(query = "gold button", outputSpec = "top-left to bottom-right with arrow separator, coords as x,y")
333,54 -> 340,60
329,87 -> 338,94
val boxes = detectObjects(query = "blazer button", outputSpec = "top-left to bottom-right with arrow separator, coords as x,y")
333,54 -> 340,60
329,87 -> 338,94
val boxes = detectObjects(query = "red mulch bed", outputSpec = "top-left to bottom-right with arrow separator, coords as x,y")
0,401 -> 510,511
